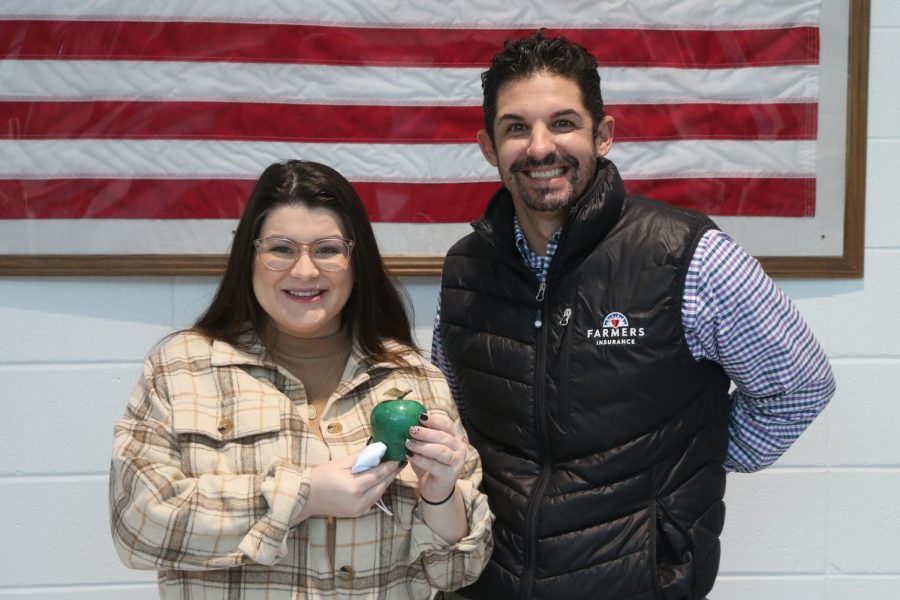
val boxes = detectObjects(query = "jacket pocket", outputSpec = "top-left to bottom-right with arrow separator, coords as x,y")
172,396 -> 284,476
556,308 -> 574,430
551,275 -> 581,431
652,498 -> 695,600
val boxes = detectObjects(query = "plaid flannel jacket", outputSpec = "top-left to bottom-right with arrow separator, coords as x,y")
109,331 -> 493,599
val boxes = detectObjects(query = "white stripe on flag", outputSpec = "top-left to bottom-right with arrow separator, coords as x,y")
0,139 -> 816,180
611,140 -> 816,179
0,219 -> 474,255
0,0 -> 821,28
0,61 -> 818,105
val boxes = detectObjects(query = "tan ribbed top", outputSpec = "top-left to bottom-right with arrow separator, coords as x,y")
264,325 -> 352,437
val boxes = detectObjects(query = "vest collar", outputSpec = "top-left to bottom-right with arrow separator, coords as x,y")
473,158 -> 625,269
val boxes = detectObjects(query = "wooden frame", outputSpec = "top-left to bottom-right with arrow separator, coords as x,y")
758,0 -> 868,278
0,0 -> 868,278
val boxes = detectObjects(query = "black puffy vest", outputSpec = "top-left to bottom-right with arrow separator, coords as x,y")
440,160 -> 732,600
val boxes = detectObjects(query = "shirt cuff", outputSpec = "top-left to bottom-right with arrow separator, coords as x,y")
409,478 -> 493,568
239,459 -> 310,565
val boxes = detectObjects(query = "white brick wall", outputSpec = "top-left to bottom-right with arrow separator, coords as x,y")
1,6 -> 898,599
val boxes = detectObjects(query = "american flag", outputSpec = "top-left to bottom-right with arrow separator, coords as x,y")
0,0 -> 823,258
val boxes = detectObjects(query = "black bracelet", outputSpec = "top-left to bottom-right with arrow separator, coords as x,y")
420,486 -> 456,506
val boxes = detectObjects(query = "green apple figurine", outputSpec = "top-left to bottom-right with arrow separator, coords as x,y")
370,388 -> 427,461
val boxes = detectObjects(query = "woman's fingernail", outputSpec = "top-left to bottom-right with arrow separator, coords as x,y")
419,413 -> 429,422
409,426 -> 420,436
405,449 -> 414,458
406,438 -> 415,448
399,460 -> 408,469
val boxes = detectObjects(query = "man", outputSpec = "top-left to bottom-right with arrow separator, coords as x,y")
432,32 -> 835,600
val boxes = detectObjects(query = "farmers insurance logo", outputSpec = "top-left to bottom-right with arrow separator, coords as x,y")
586,312 -> 646,346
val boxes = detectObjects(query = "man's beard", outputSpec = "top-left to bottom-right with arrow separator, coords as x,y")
504,153 -> 589,213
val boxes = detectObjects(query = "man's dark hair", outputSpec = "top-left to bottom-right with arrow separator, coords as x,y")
481,31 -> 604,142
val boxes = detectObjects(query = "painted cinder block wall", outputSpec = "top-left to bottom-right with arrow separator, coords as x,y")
1,5 -> 898,598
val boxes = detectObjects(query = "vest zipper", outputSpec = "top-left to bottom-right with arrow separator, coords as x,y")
521,294 -> 553,600
534,281 -> 546,328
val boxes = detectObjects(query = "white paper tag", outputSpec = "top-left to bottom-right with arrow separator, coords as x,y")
351,441 -> 388,473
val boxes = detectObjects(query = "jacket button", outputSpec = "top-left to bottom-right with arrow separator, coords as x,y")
338,565 -> 354,579
217,417 -> 233,434
326,422 -> 343,434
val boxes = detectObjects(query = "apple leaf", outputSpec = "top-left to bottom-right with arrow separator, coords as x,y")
384,387 -> 413,400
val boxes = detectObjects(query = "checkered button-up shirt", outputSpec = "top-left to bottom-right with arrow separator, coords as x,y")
110,331 -> 492,599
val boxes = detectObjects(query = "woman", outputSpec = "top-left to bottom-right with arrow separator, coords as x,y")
109,160 -> 492,599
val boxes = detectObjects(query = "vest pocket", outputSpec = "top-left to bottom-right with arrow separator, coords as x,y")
557,313 -> 574,430
551,307 -> 574,434
652,497 -> 695,600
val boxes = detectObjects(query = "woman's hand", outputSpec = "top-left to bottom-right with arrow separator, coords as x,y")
405,412 -> 467,504
292,454 -> 401,525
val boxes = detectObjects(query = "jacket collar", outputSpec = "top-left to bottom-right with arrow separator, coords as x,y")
210,332 -> 270,368
209,331 -> 414,389
473,158 -> 625,273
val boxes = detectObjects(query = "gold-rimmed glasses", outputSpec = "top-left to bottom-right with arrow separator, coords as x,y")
253,237 -> 354,272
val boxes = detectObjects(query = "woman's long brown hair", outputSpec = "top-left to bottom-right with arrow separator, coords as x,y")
193,160 -> 414,363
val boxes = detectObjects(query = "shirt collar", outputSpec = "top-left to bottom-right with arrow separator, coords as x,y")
210,331 -> 270,368
513,214 -> 561,279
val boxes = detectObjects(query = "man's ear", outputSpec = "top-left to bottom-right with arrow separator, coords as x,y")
595,115 -> 615,158
477,129 -> 499,167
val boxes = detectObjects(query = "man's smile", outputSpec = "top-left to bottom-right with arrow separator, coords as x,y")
524,166 -> 566,180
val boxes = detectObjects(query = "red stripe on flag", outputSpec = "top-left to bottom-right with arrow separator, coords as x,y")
0,20 -> 819,67
1,177 -> 814,221
608,103 -> 817,141
0,102 -> 482,143
0,178 -> 253,219
0,178 -> 497,221
2,101 -> 816,141
625,177 -> 816,217
356,182 -> 498,222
